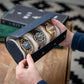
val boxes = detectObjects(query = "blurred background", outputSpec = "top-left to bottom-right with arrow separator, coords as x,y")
0,0 -> 84,84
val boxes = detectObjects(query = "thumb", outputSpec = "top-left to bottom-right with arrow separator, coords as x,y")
51,19 -> 66,33
26,54 -> 35,67
51,19 -> 58,26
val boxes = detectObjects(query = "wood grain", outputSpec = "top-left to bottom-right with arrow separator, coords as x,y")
0,63 -> 8,84
0,43 -> 71,84
4,61 -> 18,84
0,43 -> 12,65
36,48 -> 69,84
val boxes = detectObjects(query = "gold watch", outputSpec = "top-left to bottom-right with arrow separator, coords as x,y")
19,38 -> 33,56
44,22 -> 56,40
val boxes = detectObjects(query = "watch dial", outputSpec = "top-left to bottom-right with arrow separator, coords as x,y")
46,24 -> 56,33
22,40 -> 32,50
34,31 -> 45,44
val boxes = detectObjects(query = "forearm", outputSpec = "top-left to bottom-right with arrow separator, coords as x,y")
71,32 -> 84,51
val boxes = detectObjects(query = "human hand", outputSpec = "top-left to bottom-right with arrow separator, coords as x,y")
51,19 -> 74,47
16,54 -> 42,84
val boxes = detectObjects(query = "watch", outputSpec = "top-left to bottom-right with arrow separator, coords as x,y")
32,29 -> 46,48
19,38 -> 33,56
43,22 -> 56,40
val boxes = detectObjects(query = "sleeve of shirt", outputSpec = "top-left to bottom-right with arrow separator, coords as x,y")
37,80 -> 48,84
71,32 -> 84,52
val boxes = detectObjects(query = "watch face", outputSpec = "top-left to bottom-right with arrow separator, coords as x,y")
20,38 -> 33,54
46,23 -> 56,35
22,40 -> 32,50
34,30 -> 45,44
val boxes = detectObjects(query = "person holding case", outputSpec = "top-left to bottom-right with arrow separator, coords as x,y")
16,19 -> 84,84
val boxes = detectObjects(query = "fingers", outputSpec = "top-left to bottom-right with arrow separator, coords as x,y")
19,59 -> 27,68
16,54 -> 34,70
51,19 -> 67,33
26,54 -> 35,67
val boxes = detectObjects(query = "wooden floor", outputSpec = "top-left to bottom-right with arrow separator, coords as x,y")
0,43 -> 14,84
0,43 -> 71,84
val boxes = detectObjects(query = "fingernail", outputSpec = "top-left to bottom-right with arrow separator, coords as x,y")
52,19 -> 56,22
26,54 -> 29,59
27,54 -> 30,57
51,19 -> 57,24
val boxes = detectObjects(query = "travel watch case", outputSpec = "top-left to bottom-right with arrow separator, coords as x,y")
5,12 -> 68,64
